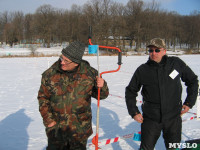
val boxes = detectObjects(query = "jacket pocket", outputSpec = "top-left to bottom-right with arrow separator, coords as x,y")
76,109 -> 92,132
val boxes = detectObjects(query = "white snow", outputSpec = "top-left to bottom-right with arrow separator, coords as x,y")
0,54 -> 200,150
0,47 -> 62,56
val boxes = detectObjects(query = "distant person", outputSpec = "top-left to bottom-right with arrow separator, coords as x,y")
125,38 -> 198,150
37,41 -> 109,150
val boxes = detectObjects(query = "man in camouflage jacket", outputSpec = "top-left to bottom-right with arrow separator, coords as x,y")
38,41 -> 109,150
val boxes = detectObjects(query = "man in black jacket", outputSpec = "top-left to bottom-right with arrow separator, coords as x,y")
125,38 -> 198,150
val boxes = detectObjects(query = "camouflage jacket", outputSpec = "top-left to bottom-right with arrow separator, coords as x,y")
37,59 -> 109,140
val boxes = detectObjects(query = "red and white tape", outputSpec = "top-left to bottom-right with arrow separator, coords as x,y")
187,112 -> 197,115
88,132 -> 135,148
182,115 -> 197,122
99,136 -> 121,146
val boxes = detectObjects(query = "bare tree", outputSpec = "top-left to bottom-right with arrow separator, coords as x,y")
110,2 -> 126,48
24,14 -> 34,44
12,11 -> 24,44
125,0 -> 144,50
52,10 -> 69,44
34,4 -> 56,48
0,11 -> 12,45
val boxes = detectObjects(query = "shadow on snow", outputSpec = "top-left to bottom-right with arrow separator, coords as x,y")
0,109 -> 32,150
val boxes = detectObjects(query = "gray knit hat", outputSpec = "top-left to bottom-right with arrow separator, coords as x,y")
61,41 -> 85,64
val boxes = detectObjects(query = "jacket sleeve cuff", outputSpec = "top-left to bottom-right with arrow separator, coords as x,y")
131,111 -> 141,118
183,102 -> 192,108
99,81 -> 109,99
44,118 -> 55,127
101,81 -> 108,92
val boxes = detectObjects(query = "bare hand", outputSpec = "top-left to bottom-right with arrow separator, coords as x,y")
181,105 -> 190,116
96,76 -> 104,88
133,114 -> 143,123
48,121 -> 56,128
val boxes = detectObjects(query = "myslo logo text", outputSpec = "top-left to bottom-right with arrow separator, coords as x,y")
169,143 -> 197,149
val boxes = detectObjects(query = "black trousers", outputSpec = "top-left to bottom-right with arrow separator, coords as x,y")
140,116 -> 182,150
46,128 -> 87,150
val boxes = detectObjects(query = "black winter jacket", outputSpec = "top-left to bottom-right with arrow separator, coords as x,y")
125,55 -> 198,123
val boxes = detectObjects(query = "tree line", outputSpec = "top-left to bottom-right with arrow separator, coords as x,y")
0,0 -> 200,51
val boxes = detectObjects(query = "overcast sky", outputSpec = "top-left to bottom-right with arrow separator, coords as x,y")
0,0 -> 199,15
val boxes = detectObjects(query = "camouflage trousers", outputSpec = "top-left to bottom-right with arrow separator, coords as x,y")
46,127 -> 87,150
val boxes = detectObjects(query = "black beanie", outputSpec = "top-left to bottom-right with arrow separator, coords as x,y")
61,41 -> 85,64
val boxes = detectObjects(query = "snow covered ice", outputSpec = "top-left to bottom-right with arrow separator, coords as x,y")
0,55 -> 200,150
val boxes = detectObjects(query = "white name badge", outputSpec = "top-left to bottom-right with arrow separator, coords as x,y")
169,69 -> 179,79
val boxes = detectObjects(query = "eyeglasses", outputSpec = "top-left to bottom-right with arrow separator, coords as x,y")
60,56 -> 73,64
148,49 -> 161,53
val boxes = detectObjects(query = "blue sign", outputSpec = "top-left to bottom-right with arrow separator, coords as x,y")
88,45 -> 98,54
133,133 -> 141,141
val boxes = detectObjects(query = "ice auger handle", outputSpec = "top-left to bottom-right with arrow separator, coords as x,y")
118,51 -> 122,65
88,26 -> 92,39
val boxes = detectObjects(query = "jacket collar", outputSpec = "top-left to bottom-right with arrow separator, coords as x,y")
147,55 -> 168,66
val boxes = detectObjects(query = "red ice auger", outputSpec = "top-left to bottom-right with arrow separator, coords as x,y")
88,26 -> 122,150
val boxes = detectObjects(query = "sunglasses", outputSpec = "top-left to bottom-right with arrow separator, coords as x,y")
60,56 -> 73,64
148,49 -> 162,53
